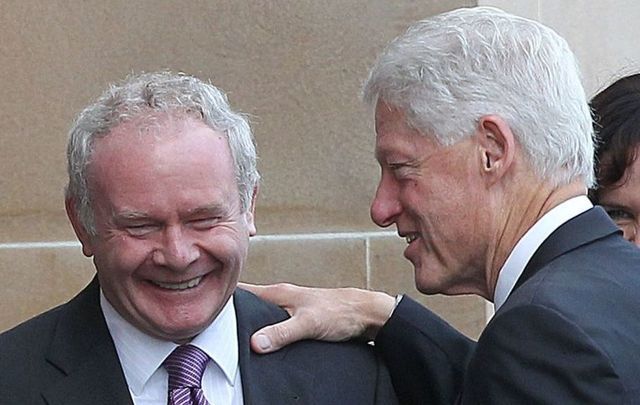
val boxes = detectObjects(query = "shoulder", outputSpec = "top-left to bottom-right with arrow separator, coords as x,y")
234,288 -> 398,404
1,278 -> 100,357
468,304 -> 631,402
507,232 -> 640,323
0,303 -> 64,356
490,242 -> 640,397
474,235 -> 640,399
235,287 -> 380,363
234,287 -> 290,326
0,302 -> 68,402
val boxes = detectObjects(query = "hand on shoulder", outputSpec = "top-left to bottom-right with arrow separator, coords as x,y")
239,283 -> 396,353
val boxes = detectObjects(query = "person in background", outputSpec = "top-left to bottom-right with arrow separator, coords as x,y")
589,73 -> 640,246
243,7 -> 640,404
0,71 -> 397,405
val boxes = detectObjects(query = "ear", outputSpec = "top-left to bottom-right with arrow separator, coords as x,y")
65,197 -> 95,257
476,115 -> 516,184
244,185 -> 259,236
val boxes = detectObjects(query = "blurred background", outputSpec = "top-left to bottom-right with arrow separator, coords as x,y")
2,0 -> 639,336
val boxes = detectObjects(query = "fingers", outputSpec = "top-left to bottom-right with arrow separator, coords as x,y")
237,282 -> 265,296
240,282 -> 310,353
240,282 -> 397,354
250,317 -> 312,354
238,282 -> 301,309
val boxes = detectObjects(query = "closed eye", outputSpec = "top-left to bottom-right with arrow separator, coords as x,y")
189,217 -> 221,230
125,224 -> 159,237
388,162 -> 414,179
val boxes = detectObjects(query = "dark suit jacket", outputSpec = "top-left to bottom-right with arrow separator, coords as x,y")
376,207 -> 640,404
0,279 -> 397,404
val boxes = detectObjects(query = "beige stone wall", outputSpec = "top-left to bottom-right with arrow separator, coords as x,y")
5,1 -> 638,337
2,0 -> 490,337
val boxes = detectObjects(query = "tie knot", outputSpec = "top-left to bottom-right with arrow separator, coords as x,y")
163,345 -> 210,389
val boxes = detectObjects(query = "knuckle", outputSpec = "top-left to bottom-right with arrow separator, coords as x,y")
273,282 -> 292,292
274,324 -> 292,343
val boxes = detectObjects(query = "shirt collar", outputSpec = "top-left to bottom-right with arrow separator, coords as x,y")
100,291 -> 240,394
493,195 -> 592,311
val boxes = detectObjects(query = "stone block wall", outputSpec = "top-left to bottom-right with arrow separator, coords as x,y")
3,0 -> 638,338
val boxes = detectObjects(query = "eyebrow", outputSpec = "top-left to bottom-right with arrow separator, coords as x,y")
112,210 -> 154,222
111,203 -> 228,223
185,204 -> 226,217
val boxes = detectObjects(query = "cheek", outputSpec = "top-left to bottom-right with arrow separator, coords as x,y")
399,180 -> 423,207
201,232 -> 249,265
94,238 -> 153,275
399,179 -> 445,217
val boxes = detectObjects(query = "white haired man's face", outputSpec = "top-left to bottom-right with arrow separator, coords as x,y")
370,101 -> 489,296
68,115 -> 256,343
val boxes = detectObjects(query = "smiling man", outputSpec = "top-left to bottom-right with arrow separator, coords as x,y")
244,7 -> 640,404
0,72 -> 397,405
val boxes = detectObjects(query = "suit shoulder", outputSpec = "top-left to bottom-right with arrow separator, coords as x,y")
510,235 -> 640,312
235,288 -> 378,356
234,288 -> 291,326
470,304 -> 628,402
235,289 -> 397,403
236,289 -> 384,354
0,303 -> 63,351
493,290 -> 640,394
0,303 -> 66,402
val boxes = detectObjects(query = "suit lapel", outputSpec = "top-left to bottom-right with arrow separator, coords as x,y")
41,277 -> 133,405
512,206 -> 620,292
234,289 -> 315,405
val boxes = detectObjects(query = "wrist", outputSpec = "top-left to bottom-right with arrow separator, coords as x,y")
360,290 -> 397,341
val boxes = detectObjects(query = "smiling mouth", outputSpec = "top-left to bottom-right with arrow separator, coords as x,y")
152,275 -> 204,291
405,233 -> 419,244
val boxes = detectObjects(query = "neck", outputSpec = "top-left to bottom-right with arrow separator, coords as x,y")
484,179 -> 587,299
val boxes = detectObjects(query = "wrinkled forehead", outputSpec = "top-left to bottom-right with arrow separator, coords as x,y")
374,100 -> 404,132
89,113 -> 231,172
373,100 -> 434,159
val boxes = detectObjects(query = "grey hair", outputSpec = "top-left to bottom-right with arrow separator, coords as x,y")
65,71 -> 260,235
363,6 -> 594,187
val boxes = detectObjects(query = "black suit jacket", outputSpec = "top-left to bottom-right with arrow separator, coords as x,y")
376,207 -> 640,404
0,279 -> 397,404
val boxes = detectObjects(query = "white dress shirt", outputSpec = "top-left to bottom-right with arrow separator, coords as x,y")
493,195 -> 593,311
101,292 -> 244,404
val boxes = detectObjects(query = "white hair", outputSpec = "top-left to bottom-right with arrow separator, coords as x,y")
363,6 -> 594,187
66,71 -> 260,235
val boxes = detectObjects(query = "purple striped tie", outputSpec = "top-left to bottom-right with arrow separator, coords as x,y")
164,345 -> 211,405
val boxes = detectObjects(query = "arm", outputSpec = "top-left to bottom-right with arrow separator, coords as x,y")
376,296 -> 475,405
239,283 -> 396,353
242,283 -> 475,404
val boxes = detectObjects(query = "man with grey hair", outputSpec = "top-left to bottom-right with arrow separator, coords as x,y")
0,71 -> 397,404
244,7 -> 640,403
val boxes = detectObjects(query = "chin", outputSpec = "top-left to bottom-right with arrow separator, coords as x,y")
156,322 -> 208,343
414,269 -> 455,295
414,278 -> 441,295
416,285 -> 441,295
145,309 -> 216,341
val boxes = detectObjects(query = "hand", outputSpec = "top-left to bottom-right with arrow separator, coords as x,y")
239,282 -> 396,354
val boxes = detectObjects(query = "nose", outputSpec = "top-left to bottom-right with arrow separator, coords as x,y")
370,173 -> 402,227
153,226 -> 200,270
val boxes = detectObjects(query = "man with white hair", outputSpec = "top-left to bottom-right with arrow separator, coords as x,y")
245,7 -> 640,403
0,71 -> 397,404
